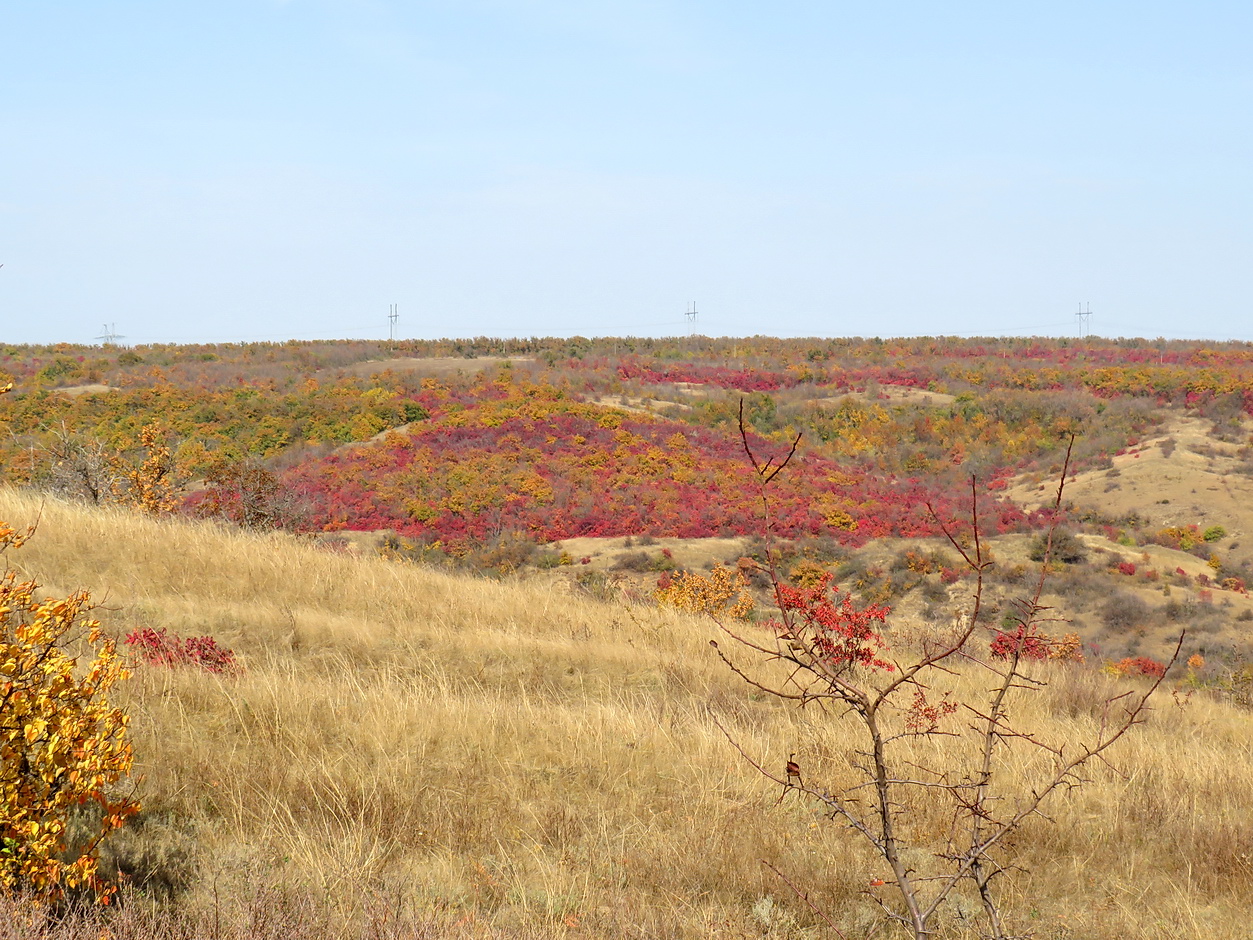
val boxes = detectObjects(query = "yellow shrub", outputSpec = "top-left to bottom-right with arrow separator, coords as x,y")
0,385 -> 138,901
655,566 -> 754,619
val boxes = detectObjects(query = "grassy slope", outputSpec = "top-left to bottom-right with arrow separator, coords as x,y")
1009,412 -> 1253,565
3,487 -> 1252,938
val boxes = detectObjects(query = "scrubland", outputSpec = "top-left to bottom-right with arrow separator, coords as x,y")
3,486 -> 1253,938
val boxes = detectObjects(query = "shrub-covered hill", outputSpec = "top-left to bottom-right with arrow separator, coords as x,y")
288,378 -> 1039,549
3,486 -> 1253,938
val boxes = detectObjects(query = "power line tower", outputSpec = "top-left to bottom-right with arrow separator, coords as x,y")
95,323 -> 125,345
1075,303 -> 1093,339
685,302 -> 698,336
388,304 -> 399,342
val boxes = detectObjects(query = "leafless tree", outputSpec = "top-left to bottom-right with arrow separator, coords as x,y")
38,424 -> 120,505
709,407 -> 1181,938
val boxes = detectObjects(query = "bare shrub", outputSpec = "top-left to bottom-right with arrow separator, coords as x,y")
610,550 -> 654,572
1101,590 -> 1150,629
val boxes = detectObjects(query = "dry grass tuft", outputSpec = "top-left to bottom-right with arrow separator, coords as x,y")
2,486 -> 1252,937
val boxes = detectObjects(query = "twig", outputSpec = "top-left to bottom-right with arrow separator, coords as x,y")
761,859 -> 849,939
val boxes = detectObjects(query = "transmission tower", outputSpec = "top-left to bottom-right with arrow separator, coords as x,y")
685,302 -> 698,336
1075,303 -> 1093,339
95,323 -> 125,345
388,304 -> 399,342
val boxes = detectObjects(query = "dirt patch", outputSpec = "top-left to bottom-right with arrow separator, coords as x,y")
321,423 -> 418,453
547,535 -> 748,572
810,387 -> 955,408
53,384 -> 117,396
588,396 -> 693,416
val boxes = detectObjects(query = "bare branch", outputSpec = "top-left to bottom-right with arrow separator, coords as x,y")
738,398 -> 802,484
761,860 -> 849,939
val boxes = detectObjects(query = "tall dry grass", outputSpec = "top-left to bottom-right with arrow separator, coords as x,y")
2,485 -> 1252,938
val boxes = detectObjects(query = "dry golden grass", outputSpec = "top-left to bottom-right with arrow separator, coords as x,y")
2,486 -> 1252,938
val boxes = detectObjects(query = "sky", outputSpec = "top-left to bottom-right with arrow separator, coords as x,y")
2,1 -> 1252,345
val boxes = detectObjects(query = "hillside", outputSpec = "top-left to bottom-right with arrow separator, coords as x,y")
1010,410 -> 1253,567
4,488 -> 1253,938
6,334 -> 1253,557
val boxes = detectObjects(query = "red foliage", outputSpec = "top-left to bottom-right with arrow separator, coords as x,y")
772,573 -> 894,673
125,627 -> 239,674
1113,656 -> 1166,679
904,687 -> 959,733
1117,561 -> 1137,576
989,627 -> 1050,661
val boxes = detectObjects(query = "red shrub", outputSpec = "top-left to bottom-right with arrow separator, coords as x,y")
773,573 -> 894,673
989,627 -> 1050,661
1113,656 -> 1166,679
126,627 -> 240,674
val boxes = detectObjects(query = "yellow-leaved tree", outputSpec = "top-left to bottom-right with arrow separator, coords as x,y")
116,422 -> 180,514
0,383 -> 138,901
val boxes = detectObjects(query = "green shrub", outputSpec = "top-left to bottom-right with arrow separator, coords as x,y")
610,551 -> 653,573
1028,529 -> 1087,564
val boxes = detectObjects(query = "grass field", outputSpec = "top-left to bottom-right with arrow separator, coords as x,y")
3,486 -> 1253,938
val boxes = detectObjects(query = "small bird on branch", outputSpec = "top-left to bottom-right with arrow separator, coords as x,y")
778,753 -> 803,803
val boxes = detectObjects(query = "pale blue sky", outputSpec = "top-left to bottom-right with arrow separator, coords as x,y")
3,1 -> 1251,344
